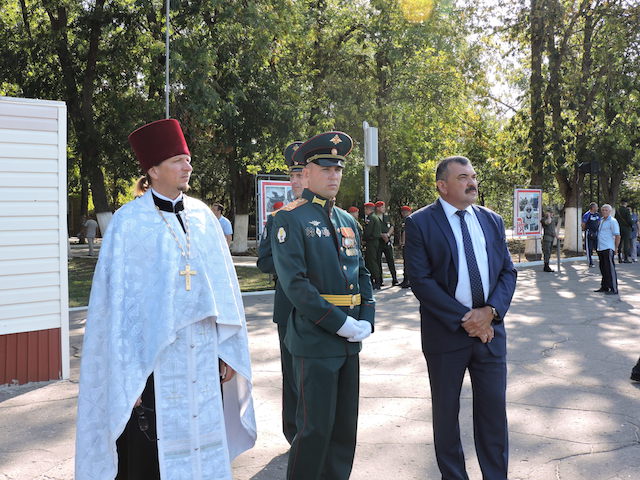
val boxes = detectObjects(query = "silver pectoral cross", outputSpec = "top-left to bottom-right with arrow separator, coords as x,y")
180,264 -> 198,291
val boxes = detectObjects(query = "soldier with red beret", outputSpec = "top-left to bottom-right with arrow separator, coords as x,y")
363,202 -> 383,289
399,206 -> 413,288
375,201 -> 399,286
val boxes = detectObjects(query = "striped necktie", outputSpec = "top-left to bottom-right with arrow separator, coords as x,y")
456,210 -> 485,308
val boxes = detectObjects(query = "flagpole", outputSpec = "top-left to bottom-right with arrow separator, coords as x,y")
165,0 -> 170,118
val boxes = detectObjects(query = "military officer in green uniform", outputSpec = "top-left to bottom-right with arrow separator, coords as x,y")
257,141 -> 305,444
363,201 -> 383,289
271,131 -> 375,480
375,200 -> 399,286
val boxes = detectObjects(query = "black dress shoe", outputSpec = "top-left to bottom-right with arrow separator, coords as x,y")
631,370 -> 640,382
593,288 -> 609,292
392,279 -> 399,286
543,265 -> 554,272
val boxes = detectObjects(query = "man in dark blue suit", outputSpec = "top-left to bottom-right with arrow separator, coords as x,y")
405,156 -> 517,480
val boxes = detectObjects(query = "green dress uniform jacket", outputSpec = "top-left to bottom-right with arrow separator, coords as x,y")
257,214 -> 294,325
257,212 -> 298,444
271,189 -> 375,357
271,188 -> 375,479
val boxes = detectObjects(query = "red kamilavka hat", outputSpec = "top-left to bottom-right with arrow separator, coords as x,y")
128,119 -> 190,172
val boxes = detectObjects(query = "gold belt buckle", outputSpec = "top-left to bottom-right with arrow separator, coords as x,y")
350,294 -> 358,309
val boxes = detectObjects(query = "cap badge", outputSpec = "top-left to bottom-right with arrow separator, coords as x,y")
330,134 -> 342,145
331,148 -> 338,155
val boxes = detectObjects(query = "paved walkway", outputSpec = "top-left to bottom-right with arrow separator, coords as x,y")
1,261 -> 639,479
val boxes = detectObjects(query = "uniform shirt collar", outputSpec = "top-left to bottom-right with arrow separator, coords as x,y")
439,197 -> 474,219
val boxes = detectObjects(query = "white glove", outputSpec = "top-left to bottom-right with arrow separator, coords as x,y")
348,320 -> 372,342
336,316 -> 360,338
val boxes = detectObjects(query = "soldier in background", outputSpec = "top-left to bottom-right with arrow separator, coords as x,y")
348,206 -> 364,240
398,205 -> 412,288
363,202 -> 383,289
256,141 -> 305,444
541,208 -> 556,272
375,201 -> 399,286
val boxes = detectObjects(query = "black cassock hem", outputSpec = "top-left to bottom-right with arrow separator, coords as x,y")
116,374 -> 160,480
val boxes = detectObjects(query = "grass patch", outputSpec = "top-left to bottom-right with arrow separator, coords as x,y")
68,258 -> 273,307
235,266 -> 274,292
68,257 -> 98,307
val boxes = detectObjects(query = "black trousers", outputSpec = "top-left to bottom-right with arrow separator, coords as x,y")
278,322 -> 298,444
116,374 -> 160,480
597,249 -> 618,293
425,343 -> 508,480
585,231 -> 598,265
287,354 -> 360,480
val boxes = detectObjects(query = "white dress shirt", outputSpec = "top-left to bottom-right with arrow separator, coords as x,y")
439,198 -> 490,310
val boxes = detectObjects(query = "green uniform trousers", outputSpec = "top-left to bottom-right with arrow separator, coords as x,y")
287,354 -> 360,480
365,244 -> 381,286
379,241 -> 398,283
278,322 -> 298,444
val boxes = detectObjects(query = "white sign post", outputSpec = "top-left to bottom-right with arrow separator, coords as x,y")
362,121 -> 378,202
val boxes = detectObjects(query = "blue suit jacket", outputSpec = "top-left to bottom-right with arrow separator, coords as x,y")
405,199 -> 517,356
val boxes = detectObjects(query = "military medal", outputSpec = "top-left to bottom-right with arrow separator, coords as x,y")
157,205 -> 198,291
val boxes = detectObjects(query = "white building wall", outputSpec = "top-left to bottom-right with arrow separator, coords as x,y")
0,97 -> 69,379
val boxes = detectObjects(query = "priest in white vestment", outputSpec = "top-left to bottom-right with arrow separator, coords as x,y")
75,119 -> 256,480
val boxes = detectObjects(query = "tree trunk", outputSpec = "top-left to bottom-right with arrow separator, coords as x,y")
44,0 -> 112,222
228,151 -> 253,253
574,9 -> 595,169
529,0 -> 546,187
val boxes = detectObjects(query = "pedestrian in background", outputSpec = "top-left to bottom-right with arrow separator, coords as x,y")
83,215 -> 99,256
630,205 -> 638,263
582,202 -> 600,267
615,200 -> 632,263
595,204 -> 620,295
211,203 -> 233,246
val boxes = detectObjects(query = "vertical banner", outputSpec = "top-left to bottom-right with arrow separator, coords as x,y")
257,179 -> 293,238
514,188 -> 542,236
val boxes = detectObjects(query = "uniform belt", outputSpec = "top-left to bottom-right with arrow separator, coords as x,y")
320,294 -> 361,307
